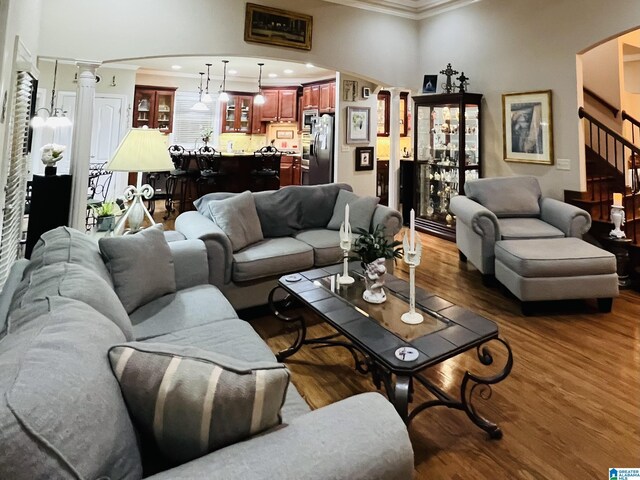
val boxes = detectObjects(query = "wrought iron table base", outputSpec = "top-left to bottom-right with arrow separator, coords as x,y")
268,285 -> 513,439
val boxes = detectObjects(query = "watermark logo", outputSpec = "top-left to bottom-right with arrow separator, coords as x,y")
610,468 -> 640,480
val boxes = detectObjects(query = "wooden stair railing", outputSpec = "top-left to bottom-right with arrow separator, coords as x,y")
622,110 -> 640,145
584,87 -> 619,118
578,107 -> 640,243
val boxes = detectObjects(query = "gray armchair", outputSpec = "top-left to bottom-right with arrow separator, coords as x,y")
450,176 -> 591,281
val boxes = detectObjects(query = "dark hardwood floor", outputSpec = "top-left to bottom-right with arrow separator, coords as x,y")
159,206 -> 639,479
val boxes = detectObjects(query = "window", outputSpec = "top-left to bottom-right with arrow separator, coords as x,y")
171,91 -> 219,149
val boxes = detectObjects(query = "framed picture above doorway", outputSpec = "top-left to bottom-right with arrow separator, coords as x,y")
244,3 -> 313,51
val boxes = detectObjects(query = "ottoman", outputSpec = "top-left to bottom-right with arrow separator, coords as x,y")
494,237 -> 619,313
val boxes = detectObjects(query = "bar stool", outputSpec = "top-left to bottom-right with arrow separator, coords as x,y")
196,146 -> 224,197
251,146 -> 281,191
164,145 -> 190,220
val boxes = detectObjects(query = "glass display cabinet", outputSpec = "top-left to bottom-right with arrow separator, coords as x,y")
133,86 -> 177,133
412,92 -> 483,240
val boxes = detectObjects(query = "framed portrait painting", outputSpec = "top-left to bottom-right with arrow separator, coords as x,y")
355,146 -> 374,171
346,106 -> 370,144
502,90 -> 554,164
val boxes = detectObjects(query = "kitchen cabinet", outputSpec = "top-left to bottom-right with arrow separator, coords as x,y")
412,92 -> 483,241
280,155 -> 302,186
302,84 -> 320,109
221,93 -> 253,133
133,86 -> 177,133
377,91 -> 390,137
330,82 -> 336,110
319,83 -> 333,113
251,100 -> 265,134
260,88 -> 298,122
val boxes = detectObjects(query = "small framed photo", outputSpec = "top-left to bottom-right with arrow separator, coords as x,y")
276,130 -> 294,139
346,106 -> 370,144
362,86 -> 371,98
502,90 -> 554,164
343,80 -> 358,102
422,74 -> 438,93
355,146 -> 374,171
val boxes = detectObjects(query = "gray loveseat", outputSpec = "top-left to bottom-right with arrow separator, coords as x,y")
174,183 -> 403,310
0,227 -> 414,479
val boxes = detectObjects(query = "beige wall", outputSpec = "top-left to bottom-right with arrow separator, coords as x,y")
0,0 -> 42,210
38,0 -> 418,89
418,0 -> 640,199
335,72 -> 379,196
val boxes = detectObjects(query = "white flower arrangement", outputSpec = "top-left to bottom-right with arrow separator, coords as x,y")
200,126 -> 214,140
40,143 -> 66,166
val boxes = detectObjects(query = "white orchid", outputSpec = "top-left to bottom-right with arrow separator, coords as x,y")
40,143 -> 66,166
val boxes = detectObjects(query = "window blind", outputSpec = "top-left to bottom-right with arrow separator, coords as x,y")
171,91 -> 219,149
0,71 -> 34,286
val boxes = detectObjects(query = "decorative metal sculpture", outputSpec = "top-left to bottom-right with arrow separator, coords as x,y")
457,72 -> 470,93
440,63 -> 459,94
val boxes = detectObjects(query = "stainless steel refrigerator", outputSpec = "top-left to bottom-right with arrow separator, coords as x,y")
308,114 -> 334,185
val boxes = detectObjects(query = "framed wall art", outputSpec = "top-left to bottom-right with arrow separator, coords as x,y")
343,80 -> 358,101
244,3 -> 313,51
346,106 -> 370,144
422,74 -> 438,93
276,130 -> 294,139
502,90 -> 554,164
355,146 -> 374,171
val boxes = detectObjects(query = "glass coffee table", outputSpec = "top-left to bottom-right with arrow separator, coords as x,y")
269,263 -> 513,439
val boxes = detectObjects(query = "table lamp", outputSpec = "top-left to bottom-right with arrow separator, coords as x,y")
106,128 -> 174,235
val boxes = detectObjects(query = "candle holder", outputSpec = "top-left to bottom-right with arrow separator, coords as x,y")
338,220 -> 355,285
401,233 -> 423,325
610,204 -> 626,239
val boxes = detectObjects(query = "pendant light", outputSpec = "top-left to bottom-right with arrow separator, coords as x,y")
254,63 -> 265,105
202,63 -> 213,104
191,71 -> 209,111
31,59 -> 73,128
219,60 -> 230,103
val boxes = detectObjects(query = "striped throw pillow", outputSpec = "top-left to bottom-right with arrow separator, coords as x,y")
108,343 -> 290,464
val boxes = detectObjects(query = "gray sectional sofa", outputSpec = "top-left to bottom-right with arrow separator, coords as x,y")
0,226 -> 414,479
174,183 -> 403,310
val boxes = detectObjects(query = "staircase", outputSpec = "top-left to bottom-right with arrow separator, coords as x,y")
565,107 -> 640,284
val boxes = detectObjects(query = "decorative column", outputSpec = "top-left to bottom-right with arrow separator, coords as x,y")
387,88 -> 401,210
68,61 -> 101,230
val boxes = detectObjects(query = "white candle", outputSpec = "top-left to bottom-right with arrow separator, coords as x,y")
410,208 -> 415,252
345,203 -> 349,227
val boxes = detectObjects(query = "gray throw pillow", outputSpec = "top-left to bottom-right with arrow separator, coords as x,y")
99,224 -> 176,314
327,189 -> 379,233
11,262 -> 134,341
206,190 -> 264,252
464,176 -> 542,218
108,342 -> 290,465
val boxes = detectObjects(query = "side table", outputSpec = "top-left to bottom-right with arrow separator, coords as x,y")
601,236 -> 633,289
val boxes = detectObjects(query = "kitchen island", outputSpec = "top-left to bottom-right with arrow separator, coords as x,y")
161,148 -> 302,215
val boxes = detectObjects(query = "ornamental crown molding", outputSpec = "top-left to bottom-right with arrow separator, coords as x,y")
320,0 -> 481,19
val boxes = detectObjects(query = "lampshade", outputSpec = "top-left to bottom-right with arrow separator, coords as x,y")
106,128 -> 174,172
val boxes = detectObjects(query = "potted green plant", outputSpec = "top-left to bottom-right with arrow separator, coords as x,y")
91,201 -> 121,232
351,225 -> 403,304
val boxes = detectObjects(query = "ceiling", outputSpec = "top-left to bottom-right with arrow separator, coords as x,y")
321,0 -> 482,19
110,56 -> 335,86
